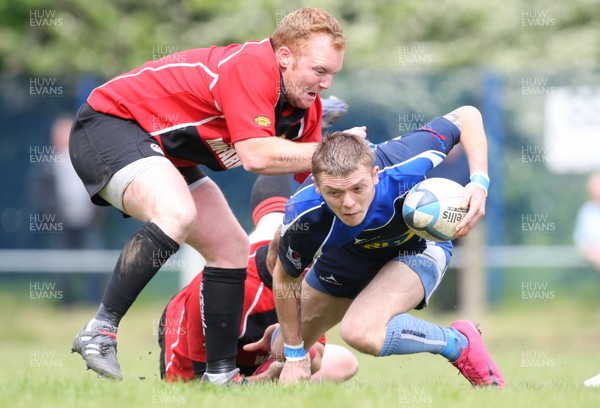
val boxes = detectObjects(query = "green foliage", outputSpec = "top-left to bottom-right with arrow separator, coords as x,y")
2,0 -> 600,77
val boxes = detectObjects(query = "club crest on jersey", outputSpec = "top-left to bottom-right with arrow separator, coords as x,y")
254,115 -> 271,127
286,246 -> 302,270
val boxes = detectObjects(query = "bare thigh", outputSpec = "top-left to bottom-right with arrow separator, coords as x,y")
184,179 -> 249,268
122,162 -> 196,243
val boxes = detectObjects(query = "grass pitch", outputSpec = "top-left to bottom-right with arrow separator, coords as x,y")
1,289 -> 599,408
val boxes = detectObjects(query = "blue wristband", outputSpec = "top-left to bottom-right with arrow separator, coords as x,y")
470,173 -> 490,195
284,342 -> 307,361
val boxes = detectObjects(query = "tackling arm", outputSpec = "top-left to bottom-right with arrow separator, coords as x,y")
234,126 -> 367,175
234,137 -> 317,175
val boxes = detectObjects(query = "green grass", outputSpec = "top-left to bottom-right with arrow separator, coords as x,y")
2,290 -> 600,408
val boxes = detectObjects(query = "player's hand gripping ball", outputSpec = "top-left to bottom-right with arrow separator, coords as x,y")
402,178 -> 468,241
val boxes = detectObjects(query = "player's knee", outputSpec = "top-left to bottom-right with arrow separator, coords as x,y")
339,319 -> 380,355
203,229 -> 249,267
339,357 -> 359,381
232,229 -> 250,252
333,347 -> 359,381
223,231 -> 249,264
178,204 -> 198,229
153,200 -> 197,243
174,205 -> 197,234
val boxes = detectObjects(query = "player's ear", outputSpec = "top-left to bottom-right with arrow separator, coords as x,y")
275,46 -> 293,70
312,176 -> 322,195
372,166 -> 380,185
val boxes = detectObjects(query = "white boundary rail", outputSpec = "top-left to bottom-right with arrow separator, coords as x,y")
0,245 -> 589,321
0,245 -> 586,273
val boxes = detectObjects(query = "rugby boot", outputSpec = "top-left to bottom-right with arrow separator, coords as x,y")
71,319 -> 122,381
201,368 -> 248,385
450,320 -> 505,389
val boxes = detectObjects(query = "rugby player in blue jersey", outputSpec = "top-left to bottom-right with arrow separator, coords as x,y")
272,105 -> 504,388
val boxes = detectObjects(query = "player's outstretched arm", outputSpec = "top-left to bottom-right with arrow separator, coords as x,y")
272,259 -> 311,384
234,137 -> 317,175
443,106 -> 489,237
234,128 -> 367,176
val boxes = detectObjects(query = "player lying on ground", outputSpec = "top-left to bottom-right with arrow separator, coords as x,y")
272,106 -> 505,388
159,175 -> 358,383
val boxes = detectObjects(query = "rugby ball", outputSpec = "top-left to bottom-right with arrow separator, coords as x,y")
402,178 -> 468,241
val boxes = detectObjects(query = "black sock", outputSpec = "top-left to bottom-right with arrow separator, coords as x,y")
96,222 -> 179,327
201,266 -> 246,374
192,361 -> 206,379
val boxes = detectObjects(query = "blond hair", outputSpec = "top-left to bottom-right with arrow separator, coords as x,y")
312,132 -> 374,181
272,7 -> 346,54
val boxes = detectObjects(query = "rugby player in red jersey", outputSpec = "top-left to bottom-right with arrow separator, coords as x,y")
70,7 -> 364,384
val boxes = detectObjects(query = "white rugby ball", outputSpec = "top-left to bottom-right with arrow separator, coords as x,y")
402,178 -> 468,241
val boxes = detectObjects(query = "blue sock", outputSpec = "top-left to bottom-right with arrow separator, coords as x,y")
440,327 -> 468,362
377,314 -> 467,362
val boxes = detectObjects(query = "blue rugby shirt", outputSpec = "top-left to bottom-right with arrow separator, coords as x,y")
278,117 -> 461,278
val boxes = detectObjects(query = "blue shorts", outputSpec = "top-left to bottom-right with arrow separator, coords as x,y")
304,241 -> 452,309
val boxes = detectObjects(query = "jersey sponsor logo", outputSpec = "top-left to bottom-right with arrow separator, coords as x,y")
318,274 -> 342,286
254,115 -> 272,127
361,241 -> 394,249
359,231 -> 414,249
354,236 -> 378,245
286,246 -> 302,270
205,138 -> 241,168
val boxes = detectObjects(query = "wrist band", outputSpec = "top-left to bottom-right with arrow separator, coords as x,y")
470,172 -> 490,196
284,342 -> 307,362
285,353 -> 308,362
